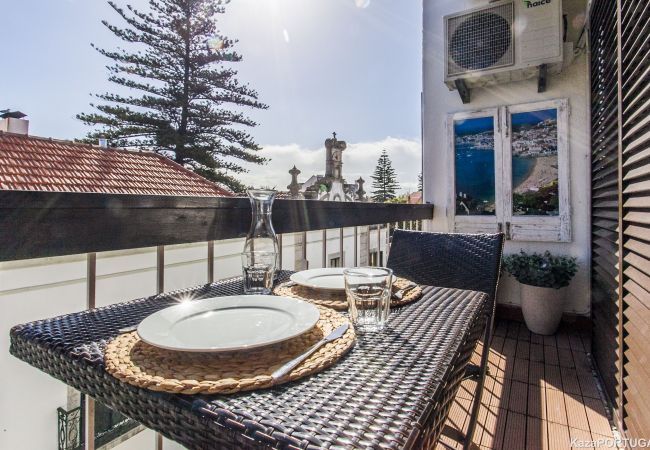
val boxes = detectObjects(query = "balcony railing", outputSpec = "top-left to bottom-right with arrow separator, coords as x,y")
0,191 -> 433,262
1,190 -> 433,450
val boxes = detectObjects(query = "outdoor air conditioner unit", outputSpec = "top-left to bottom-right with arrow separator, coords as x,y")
444,0 -> 564,94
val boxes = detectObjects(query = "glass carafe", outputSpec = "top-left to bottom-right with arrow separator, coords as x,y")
242,189 -> 279,293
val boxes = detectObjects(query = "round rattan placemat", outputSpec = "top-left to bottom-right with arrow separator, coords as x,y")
273,277 -> 423,311
105,306 -> 355,395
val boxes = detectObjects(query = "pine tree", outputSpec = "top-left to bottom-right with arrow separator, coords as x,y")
371,149 -> 400,202
77,0 -> 268,192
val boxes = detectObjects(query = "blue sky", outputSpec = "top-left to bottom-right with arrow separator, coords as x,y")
454,117 -> 495,136
1,0 -> 423,192
511,109 -> 557,128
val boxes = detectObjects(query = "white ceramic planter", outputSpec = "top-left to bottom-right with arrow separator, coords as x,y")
520,284 -> 566,335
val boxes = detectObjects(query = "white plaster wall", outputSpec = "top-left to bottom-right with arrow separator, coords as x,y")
0,256 -> 86,450
423,0 -> 591,315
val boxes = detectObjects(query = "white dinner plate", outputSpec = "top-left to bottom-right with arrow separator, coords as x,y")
137,295 -> 320,352
290,268 -> 349,291
290,268 -> 396,291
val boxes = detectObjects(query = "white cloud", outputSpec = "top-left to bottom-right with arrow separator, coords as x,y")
238,137 -> 422,195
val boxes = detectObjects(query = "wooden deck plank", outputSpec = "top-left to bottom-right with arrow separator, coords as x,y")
545,388 -> 568,425
559,366 -> 581,396
508,381 -> 528,415
489,376 -> 511,410
494,322 -> 508,337
506,322 -> 521,340
502,411 -> 526,450
512,358 -> 529,383
544,335 -> 557,348
530,332 -> 544,345
544,365 -> 563,391
547,421 -> 571,450
572,350 -> 591,373
568,333 -> 585,352
479,405 -> 507,450
564,392 -> 591,432
517,324 -> 531,342
437,321 -> 616,450
577,374 -> 601,399
583,397 -> 615,437
529,361 -> 545,387
568,426 -> 591,447
502,338 -> 517,358
526,416 -> 546,450
544,345 -> 560,366
528,383 -> 545,419
557,348 -> 575,368
516,340 -> 530,360
555,331 -> 571,350
530,343 -> 545,362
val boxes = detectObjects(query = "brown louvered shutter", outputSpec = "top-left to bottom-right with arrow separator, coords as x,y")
620,0 -> 650,439
591,0 -> 650,439
590,0 -> 621,413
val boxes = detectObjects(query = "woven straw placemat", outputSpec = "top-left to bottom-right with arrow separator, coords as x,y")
105,306 -> 355,395
273,277 -> 423,311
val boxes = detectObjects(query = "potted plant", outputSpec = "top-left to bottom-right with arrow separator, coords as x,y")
503,251 -> 578,335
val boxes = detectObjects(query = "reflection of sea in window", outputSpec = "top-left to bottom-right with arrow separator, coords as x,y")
454,117 -> 496,216
511,109 -> 559,216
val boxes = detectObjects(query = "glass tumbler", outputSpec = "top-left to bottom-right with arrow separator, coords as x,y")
242,251 -> 276,294
344,267 -> 393,332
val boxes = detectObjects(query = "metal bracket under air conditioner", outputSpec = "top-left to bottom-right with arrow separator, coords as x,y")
454,79 -> 471,104
537,64 -> 548,93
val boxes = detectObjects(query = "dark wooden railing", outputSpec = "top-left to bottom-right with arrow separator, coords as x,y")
0,191 -> 434,261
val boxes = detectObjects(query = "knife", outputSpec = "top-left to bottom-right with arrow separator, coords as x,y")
392,282 -> 418,300
272,323 -> 349,382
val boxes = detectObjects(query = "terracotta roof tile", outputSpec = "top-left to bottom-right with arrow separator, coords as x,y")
0,132 -> 233,197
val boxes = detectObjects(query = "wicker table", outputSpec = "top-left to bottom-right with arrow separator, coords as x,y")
9,271 -> 487,450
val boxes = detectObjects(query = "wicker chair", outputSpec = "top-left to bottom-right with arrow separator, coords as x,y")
386,229 -> 504,450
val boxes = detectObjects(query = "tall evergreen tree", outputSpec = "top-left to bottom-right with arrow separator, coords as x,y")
77,0 -> 268,192
371,149 -> 400,202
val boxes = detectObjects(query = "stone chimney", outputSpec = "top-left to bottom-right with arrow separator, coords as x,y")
0,111 -> 29,135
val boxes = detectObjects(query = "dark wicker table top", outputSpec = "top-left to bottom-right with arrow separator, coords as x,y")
9,271 -> 487,450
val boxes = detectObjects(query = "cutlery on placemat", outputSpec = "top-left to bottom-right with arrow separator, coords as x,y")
392,282 -> 418,300
272,323 -> 349,382
118,325 -> 138,334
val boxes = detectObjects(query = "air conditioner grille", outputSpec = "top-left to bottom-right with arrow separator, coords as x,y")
447,3 -> 514,77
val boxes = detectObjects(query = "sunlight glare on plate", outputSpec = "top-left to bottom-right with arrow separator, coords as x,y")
175,293 -> 196,304
283,28 -> 290,43
355,0 -> 371,8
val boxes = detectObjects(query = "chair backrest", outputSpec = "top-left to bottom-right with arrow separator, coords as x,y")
386,230 -> 504,303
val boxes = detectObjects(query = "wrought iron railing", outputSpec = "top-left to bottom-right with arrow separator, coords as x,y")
57,405 -> 82,450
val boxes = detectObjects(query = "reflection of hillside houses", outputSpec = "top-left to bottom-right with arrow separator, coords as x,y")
287,133 -> 366,201
512,118 -> 558,158
455,130 -> 494,150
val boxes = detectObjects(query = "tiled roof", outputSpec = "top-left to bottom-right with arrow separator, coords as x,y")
0,132 -> 233,197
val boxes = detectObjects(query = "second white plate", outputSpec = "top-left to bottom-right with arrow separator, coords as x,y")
137,295 -> 320,352
290,268 -> 348,291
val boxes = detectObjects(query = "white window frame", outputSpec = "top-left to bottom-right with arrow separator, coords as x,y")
446,99 -> 571,242
446,107 -> 504,234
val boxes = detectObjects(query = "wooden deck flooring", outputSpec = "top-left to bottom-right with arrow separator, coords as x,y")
437,321 -> 618,450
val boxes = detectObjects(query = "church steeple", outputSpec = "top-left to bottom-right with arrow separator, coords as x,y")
325,131 -> 347,180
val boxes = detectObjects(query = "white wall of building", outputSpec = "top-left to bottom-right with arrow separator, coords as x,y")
423,0 -> 591,315
0,227 -> 388,450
